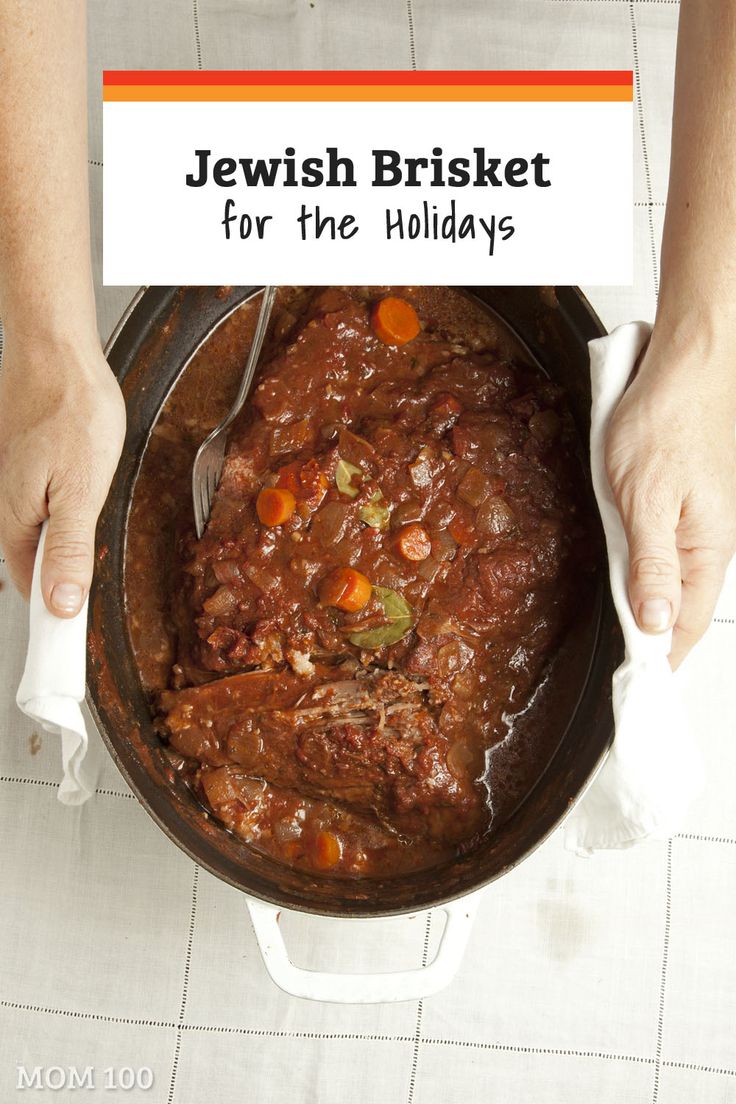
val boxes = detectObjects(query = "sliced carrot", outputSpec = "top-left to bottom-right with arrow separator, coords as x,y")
395,523 -> 432,562
319,567 -> 372,612
256,487 -> 296,526
371,297 -> 421,346
314,830 -> 342,869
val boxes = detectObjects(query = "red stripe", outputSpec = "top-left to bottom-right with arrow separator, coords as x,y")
103,69 -> 633,88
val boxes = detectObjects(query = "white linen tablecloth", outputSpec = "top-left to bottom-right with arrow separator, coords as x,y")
1,1 -> 735,1102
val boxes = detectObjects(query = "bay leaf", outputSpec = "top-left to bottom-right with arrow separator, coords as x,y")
335,458 -> 363,498
358,490 -> 391,530
348,586 -> 413,649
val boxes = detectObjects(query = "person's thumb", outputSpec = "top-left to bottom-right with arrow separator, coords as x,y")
41,489 -> 99,619
622,503 -> 682,634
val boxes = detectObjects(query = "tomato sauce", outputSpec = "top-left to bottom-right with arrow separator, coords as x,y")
125,287 -> 596,879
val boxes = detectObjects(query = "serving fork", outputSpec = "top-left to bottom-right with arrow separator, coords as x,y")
192,284 -> 277,538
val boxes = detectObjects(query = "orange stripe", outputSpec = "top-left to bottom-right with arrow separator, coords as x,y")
103,68 -> 633,87
104,84 -> 632,102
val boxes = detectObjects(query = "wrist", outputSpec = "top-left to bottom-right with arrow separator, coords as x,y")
1,280 -> 99,352
642,304 -> 736,416
651,281 -> 736,355
1,320 -> 106,382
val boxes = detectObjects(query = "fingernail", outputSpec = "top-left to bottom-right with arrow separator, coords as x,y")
639,598 -> 672,632
50,583 -> 84,614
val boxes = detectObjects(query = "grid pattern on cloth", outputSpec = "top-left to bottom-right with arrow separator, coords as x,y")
2,1 -> 736,1102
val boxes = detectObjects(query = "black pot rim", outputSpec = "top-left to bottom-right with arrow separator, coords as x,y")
88,285 -> 617,918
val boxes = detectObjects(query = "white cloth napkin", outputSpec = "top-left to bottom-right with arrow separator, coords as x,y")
563,322 -> 703,854
16,521 -> 96,805
14,325 -> 704,841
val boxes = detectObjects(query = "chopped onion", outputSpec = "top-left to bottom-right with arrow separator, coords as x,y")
391,498 -> 424,527
274,817 -> 303,843
242,560 -> 276,592
416,609 -> 455,641
436,639 -> 473,677
226,724 -> 263,768
270,418 -> 311,455
451,669 -> 477,700
475,496 -> 516,536
310,501 -> 350,545
416,557 -> 442,583
338,427 -> 375,468
320,422 -> 341,442
201,767 -> 266,809
481,420 -> 513,450
432,528 -> 458,562
212,560 -> 242,585
458,466 -> 491,508
202,585 -> 239,617
426,500 -> 456,529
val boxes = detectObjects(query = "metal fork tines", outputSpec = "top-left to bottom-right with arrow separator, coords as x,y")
192,285 -> 277,539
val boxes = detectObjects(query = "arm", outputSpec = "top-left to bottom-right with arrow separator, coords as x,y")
0,1 -> 125,616
606,0 -> 736,667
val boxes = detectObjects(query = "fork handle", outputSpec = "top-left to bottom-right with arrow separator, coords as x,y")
223,284 -> 277,430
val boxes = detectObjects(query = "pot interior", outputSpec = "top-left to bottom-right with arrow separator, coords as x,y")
87,285 -> 619,917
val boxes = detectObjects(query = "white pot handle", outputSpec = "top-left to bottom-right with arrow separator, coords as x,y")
246,891 -> 481,1004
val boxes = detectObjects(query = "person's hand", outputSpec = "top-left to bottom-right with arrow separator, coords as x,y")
605,334 -> 736,668
0,330 -> 126,617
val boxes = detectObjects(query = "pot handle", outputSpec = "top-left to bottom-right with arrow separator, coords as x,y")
246,892 -> 481,1004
